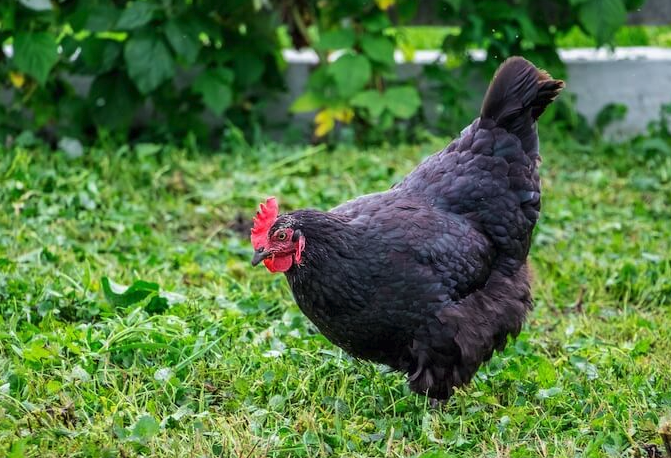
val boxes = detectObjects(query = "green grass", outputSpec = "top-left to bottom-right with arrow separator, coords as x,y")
1,131 -> 670,457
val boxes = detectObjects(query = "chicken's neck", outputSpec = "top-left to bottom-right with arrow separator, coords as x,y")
284,209 -> 362,277
281,210 -> 373,346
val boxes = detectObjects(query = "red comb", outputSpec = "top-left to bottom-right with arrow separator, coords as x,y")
251,197 -> 279,249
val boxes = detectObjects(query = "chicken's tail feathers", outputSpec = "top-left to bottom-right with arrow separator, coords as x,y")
480,56 -> 564,134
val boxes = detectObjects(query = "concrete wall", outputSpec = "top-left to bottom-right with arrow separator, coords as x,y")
628,0 -> 671,25
562,48 -> 671,136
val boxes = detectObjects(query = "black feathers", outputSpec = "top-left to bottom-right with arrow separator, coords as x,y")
480,56 -> 564,154
267,57 -> 562,400
481,56 -> 564,127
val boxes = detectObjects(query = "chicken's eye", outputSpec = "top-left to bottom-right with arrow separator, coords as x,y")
276,231 -> 287,241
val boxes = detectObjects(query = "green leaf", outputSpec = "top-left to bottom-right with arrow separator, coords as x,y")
579,0 -> 627,46
444,0 -> 462,10
79,38 -> 122,74
624,0 -> 646,8
101,277 -> 176,313
84,4 -> 120,32
315,29 -> 355,51
165,18 -> 201,65
352,86 -> 421,120
328,53 -> 371,97
130,415 -> 160,444
116,2 -> 156,30
384,86 -> 421,119
570,356 -> 599,380
474,1 -> 519,19
306,66 -> 330,91
88,71 -> 139,131
636,137 -> 671,155
535,357 -> 557,387
351,90 -> 386,118
101,277 -> 159,307
193,68 -> 234,115
124,32 -> 175,94
13,32 -> 59,86
536,386 -> 563,399
360,34 -> 395,67
396,1 -> 418,21
18,0 -> 52,11
23,341 -> 52,362
60,36 -> 81,62
1,4 -> 16,31
361,12 -> 392,32
595,103 -> 627,131
8,439 -> 28,458
232,53 -> 264,88
517,14 -> 550,45
135,143 -> 163,156
290,91 -> 323,113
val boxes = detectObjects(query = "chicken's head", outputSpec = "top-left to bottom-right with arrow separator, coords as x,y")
250,197 -> 305,273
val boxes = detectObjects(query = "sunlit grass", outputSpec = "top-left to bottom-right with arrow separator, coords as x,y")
1,130 -> 670,456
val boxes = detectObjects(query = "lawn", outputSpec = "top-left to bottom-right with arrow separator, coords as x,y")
1,131 -> 670,457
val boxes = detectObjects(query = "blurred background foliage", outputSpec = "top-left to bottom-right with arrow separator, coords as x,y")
0,0 -> 652,148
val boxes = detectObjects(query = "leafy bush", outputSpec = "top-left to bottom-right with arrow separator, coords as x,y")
423,0 -> 649,134
0,0 -> 649,147
0,0 -> 285,146
283,0 -> 648,141
282,0 -> 424,144
432,0 -> 648,74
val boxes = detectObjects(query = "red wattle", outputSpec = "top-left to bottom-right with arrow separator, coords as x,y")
264,254 -> 293,273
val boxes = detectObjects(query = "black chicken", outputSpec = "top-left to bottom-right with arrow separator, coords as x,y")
251,57 -> 564,400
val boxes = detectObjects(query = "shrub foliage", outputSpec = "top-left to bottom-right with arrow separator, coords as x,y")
0,0 -> 646,146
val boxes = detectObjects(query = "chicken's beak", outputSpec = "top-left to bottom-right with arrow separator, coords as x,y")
251,248 -> 271,266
